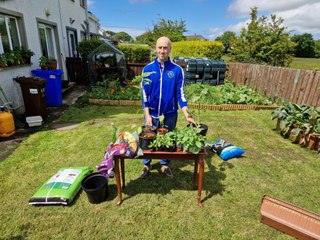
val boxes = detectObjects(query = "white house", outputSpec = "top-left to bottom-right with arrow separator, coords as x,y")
0,0 -> 100,114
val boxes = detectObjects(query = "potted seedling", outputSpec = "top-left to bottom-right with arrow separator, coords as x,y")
149,131 -> 176,152
156,115 -> 169,135
188,86 -> 209,136
39,56 -> 49,70
20,47 -> 34,64
176,126 -> 206,154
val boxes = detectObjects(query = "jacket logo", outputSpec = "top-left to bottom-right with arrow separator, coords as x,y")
168,71 -> 174,78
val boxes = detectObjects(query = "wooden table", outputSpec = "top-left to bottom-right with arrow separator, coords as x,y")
114,149 -> 206,207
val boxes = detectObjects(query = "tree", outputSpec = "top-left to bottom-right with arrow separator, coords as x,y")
291,33 -> 315,58
113,32 -> 134,43
230,7 -> 296,67
135,18 -> 187,45
152,18 -> 186,42
135,31 -> 154,44
215,31 -> 236,54
315,39 -> 320,58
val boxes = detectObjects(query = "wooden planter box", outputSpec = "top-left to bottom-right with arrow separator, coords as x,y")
260,195 -> 320,239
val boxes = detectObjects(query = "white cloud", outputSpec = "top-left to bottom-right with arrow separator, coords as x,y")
207,20 -> 248,39
87,0 -> 94,7
226,0 -> 320,38
101,26 -> 145,39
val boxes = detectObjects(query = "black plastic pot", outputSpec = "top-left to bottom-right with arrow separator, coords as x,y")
188,123 -> 208,136
81,172 -> 108,204
139,132 -> 155,149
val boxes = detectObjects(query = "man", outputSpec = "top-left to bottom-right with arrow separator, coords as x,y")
141,36 -> 195,178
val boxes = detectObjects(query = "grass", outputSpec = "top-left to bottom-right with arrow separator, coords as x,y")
223,54 -> 320,71
0,105 -> 319,239
289,57 -> 320,71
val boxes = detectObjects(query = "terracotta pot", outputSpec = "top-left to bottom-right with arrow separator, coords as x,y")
41,65 -> 49,70
157,127 -> 168,135
49,60 -> 57,70
141,125 -> 157,134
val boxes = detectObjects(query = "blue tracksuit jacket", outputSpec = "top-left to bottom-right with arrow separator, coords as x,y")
142,58 -> 188,118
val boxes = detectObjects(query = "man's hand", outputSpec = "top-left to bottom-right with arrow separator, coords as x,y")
182,106 -> 196,124
144,107 -> 152,126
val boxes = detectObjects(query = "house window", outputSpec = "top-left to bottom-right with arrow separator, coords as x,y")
80,0 -> 86,8
0,14 -> 21,54
38,23 -> 57,59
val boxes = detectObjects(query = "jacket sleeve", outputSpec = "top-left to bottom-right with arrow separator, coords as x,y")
176,68 -> 188,108
141,69 -> 150,108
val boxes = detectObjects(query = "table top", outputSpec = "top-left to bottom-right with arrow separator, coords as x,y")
135,149 -> 206,160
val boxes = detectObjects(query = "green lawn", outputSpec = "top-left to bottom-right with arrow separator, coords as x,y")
289,57 -> 320,71
223,54 -> 320,71
0,105 -> 319,239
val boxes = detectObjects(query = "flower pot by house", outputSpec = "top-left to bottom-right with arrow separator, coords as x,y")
49,60 -> 57,70
139,132 -> 156,149
41,65 -> 49,70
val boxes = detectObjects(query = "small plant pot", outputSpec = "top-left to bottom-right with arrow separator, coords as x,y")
141,125 -> 157,134
188,123 -> 208,136
139,132 -> 156,149
157,127 -> 169,135
176,145 -> 183,152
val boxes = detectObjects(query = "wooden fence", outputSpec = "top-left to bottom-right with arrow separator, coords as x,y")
228,63 -> 320,107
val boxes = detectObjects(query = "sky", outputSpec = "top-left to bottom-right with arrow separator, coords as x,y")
87,0 -> 320,40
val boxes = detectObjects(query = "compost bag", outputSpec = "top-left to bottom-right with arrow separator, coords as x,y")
206,138 -> 245,161
29,167 -> 91,205
97,131 -> 139,179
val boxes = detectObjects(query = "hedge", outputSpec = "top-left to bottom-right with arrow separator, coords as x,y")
172,40 -> 224,59
118,44 -> 151,63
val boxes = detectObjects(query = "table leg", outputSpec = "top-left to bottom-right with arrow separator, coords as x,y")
114,158 -> 122,205
193,159 -> 199,190
121,158 -> 125,190
197,155 -> 204,207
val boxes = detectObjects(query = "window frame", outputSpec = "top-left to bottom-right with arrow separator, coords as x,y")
38,22 -> 58,60
0,13 -> 22,54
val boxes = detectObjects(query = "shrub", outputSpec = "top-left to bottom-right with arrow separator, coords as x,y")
171,40 -> 224,59
118,44 -> 151,63
77,38 -> 104,58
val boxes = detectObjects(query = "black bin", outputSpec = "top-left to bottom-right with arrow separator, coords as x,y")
15,77 -> 47,117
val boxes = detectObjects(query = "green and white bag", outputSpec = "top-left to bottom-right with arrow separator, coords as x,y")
29,167 -> 91,205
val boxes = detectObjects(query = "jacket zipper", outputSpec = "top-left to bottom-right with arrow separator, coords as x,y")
158,65 -> 163,117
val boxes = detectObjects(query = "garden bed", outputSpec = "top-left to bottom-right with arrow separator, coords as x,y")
89,98 -> 278,110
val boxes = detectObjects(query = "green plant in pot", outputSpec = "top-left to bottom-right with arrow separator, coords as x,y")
0,54 -> 7,68
176,126 -> 206,154
19,47 -> 34,64
149,131 -> 176,152
39,56 -> 49,70
188,86 -> 209,136
48,56 -> 57,70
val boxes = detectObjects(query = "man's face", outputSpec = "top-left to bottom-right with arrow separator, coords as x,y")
156,37 -> 171,63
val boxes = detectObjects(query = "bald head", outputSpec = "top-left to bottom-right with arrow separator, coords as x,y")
156,36 -> 172,63
156,36 -> 172,49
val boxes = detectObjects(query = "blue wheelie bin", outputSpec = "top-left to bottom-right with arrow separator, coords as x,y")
32,69 -> 63,107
